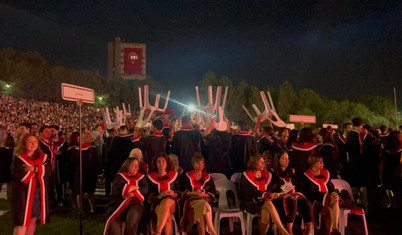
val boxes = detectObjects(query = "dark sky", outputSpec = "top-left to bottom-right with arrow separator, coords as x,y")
0,0 -> 401,101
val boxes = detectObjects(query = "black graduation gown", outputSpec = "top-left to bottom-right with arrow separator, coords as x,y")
70,144 -> 101,194
204,130 -> 232,177
0,147 -> 13,183
335,135 -> 347,178
345,130 -> 366,187
104,172 -> 148,235
291,142 -> 318,176
230,132 -> 257,174
39,138 -> 55,171
319,143 -> 337,178
238,169 -> 276,214
109,134 -> 134,180
172,127 -> 203,173
381,144 -> 402,190
301,168 -> 335,206
12,153 -> 51,226
143,133 -> 167,165
180,171 -> 216,231
257,135 -> 279,156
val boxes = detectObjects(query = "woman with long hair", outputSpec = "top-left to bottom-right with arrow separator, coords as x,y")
238,154 -> 290,235
104,157 -> 148,235
147,153 -> 181,235
180,153 -> 217,235
12,134 -> 51,235
272,149 -> 313,235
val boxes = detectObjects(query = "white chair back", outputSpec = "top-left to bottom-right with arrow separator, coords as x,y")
210,173 -> 227,182
331,179 -> 355,202
214,179 -> 240,209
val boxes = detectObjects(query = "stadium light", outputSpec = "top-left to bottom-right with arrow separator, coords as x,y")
188,104 -> 196,112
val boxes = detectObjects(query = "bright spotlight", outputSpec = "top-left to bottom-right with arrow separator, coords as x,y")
188,104 -> 196,112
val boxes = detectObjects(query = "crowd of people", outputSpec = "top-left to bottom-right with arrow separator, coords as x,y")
1,94 -> 402,235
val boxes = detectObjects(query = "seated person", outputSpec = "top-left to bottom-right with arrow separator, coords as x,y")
104,157 -> 148,235
147,153 -> 181,235
180,153 -> 217,235
301,153 -> 340,235
238,154 -> 290,235
272,149 -> 313,235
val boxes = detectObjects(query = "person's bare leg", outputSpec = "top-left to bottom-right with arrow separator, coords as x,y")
204,210 -> 217,235
163,216 -> 173,235
196,217 -> 206,235
76,195 -> 83,212
329,201 -> 339,231
88,193 -> 95,213
13,226 -> 27,235
286,222 -> 294,235
155,199 -> 175,234
304,222 -> 313,235
264,201 -> 290,235
25,217 -> 37,235
260,207 -> 271,235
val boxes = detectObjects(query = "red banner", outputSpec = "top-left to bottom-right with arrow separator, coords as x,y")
123,47 -> 143,75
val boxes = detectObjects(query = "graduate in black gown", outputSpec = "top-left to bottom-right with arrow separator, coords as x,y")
203,118 -> 232,177
147,153 -> 181,235
109,126 -> 134,185
142,119 -> 167,166
301,153 -> 340,235
172,115 -> 203,173
229,121 -> 257,174
238,154 -> 290,235
180,153 -> 217,235
104,157 -> 148,235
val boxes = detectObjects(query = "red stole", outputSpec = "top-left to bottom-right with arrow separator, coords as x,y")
18,153 -> 47,226
148,171 -> 178,192
243,169 -> 272,192
185,171 -> 211,191
304,169 -> 330,193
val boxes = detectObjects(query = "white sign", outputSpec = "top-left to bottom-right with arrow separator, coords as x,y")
323,124 -> 338,129
289,115 -> 316,123
61,83 -> 94,103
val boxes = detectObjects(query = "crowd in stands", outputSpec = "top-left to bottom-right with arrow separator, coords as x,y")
1,94 -> 402,235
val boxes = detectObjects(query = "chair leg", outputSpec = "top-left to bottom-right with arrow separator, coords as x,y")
214,215 -> 220,235
239,215 -> 245,235
246,213 -> 252,235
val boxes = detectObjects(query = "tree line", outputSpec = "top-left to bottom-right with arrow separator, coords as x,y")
0,47 -> 400,129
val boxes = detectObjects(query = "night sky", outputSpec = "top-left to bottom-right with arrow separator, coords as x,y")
1,0 -> 401,101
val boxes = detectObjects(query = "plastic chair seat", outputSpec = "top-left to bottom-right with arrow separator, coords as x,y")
331,179 -> 368,235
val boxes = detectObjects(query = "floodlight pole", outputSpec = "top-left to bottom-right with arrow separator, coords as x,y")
77,99 -> 83,235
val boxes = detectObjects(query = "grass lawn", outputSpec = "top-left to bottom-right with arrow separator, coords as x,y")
0,199 -> 105,235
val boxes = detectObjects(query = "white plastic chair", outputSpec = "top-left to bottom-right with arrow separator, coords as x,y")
331,179 -> 368,235
230,172 -> 242,185
210,173 -> 227,182
213,179 -> 246,235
